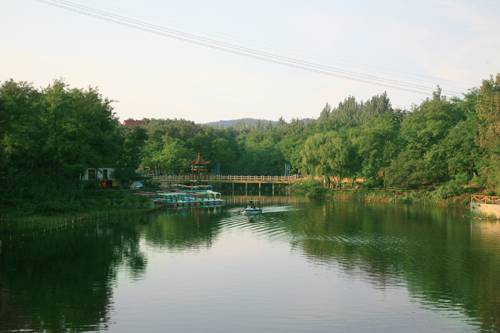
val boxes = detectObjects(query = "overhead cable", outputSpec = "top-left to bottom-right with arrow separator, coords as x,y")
35,0 -> 465,97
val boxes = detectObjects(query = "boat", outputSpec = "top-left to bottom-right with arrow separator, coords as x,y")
154,192 -> 181,206
244,200 -> 263,215
140,186 -> 224,207
154,192 -> 193,206
154,190 -> 224,207
191,191 -> 222,204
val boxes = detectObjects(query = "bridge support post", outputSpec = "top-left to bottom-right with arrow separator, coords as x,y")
232,182 -> 234,196
245,183 -> 247,196
272,183 -> 275,196
259,183 -> 261,196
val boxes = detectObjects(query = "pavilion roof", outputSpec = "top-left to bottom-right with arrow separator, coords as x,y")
189,153 -> 210,165
123,119 -> 147,128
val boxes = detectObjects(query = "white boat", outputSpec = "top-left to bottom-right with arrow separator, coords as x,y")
191,191 -> 222,204
155,192 -> 194,206
156,191 -> 223,206
244,200 -> 262,215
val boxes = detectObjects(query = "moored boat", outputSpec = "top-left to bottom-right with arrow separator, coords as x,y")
139,188 -> 224,207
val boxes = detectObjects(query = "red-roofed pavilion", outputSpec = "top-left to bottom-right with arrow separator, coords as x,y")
189,153 -> 210,180
123,120 -> 147,128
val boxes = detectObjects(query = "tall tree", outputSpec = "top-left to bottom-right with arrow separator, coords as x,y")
397,90 -> 465,184
301,132 -> 358,188
350,113 -> 401,186
142,135 -> 191,175
1,79 -> 121,201
476,74 -> 500,187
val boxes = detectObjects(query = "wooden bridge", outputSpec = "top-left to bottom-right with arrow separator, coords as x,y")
149,174 -> 301,184
148,174 -> 302,195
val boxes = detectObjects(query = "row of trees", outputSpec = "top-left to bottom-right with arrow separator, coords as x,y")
1,73 -> 499,207
138,74 -> 498,191
0,79 -> 147,205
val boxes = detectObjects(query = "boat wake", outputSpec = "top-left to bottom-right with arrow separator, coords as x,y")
261,206 -> 298,214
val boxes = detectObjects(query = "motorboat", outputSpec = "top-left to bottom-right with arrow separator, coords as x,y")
244,200 -> 262,214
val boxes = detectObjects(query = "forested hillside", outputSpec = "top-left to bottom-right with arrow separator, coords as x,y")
1,74 -> 500,213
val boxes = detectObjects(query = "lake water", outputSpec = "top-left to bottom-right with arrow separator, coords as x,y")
1,196 -> 500,332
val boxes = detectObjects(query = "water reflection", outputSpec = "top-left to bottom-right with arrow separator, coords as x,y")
206,196 -> 500,331
1,197 -> 500,332
161,205 -> 222,216
0,216 -> 150,332
283,200 -> 500,332
138,208 -> 224,251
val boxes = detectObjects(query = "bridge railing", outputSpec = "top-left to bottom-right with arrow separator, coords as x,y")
471,194 -> 500,204
148,174 -> 302,183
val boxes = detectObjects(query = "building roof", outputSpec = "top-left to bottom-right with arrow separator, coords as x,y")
123,120 -> 147,128
189,153 -> 210,165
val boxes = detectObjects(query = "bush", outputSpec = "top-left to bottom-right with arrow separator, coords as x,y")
292,179 -> 323,192
138,195 -> 151,204
312,187 -> 327,195
112,198 -> 123,206
124,195 -> 138,204
431,173 -> 469,199
99,198 -> 110,206
486,190 -> 496,196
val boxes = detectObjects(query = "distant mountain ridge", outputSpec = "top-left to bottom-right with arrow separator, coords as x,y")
203,118 -> 314,129
203,118 -> 275,128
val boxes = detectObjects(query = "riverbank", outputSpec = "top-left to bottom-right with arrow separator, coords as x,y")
290,178 -> 486,209
0,189 -> 156,227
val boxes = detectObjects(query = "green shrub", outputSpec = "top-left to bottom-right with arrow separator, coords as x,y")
99,198 -> 110,206
312,187 -> 327,194
124,195 -> 137,204
112,198 -> 122,206
431,173 -> 469,199
138,195 -> 151,203
486,190 -> 496,196
292,179 -> 323,192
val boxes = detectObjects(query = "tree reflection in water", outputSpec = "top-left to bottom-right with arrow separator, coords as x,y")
0,216 -> 150,332
1,197 -> 500,332
284,200 -> 500,332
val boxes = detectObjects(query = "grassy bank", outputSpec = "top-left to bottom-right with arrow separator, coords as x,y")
0,189 -> 155,227
291,178 -> 487,208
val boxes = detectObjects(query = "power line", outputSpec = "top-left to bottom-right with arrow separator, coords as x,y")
57,0 -> 474,89
64,0 -> 476,90
36,0 -> 465,97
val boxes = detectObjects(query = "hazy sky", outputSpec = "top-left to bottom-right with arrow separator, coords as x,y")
2,0 -> 499,123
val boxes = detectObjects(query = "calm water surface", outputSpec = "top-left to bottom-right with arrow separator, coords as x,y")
1,196 -> 500,332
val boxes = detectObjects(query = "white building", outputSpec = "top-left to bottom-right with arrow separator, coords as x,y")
81,168 -> 116,181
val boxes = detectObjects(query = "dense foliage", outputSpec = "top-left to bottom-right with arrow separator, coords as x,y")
137,74 -> 500,192
0,79 -> 147,213
2,74 -> 500,214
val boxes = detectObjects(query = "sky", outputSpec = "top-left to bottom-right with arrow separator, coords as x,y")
2,0 -> 499,124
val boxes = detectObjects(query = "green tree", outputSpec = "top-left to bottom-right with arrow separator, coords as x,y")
476,74 -> 500,188
1,79 -> 121,202
301,132 -> 359,188
398,89 -> 465,184
443,94 -> 480,181
142,135 -> 191,174
114,125 -> 148,184
350,113 -> 401,186
385,148 -> 431,188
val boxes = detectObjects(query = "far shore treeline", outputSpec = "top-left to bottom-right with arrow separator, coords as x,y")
1,74 -> 500,214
